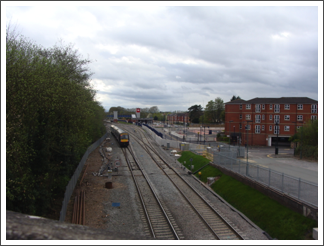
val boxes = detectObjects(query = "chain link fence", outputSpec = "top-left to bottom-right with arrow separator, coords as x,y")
59,132 -> 108,222
213,151 -> 318,207
144,126 -> 317,206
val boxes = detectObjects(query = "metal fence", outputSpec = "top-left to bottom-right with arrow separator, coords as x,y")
59,132 -> 108,222
213,151 -> 318,207
144,126 -> 243,157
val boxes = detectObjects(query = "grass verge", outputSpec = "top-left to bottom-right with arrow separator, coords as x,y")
177,151 -> 317,240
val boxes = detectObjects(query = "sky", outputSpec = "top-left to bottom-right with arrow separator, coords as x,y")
2,2 -> 323,113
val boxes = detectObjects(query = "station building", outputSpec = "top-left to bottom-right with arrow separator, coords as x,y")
224,97 -> 318,146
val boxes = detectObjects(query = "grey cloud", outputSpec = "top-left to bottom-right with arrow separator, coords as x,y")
5,4 -> 319,112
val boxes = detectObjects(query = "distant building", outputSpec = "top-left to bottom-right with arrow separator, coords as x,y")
225,97 -> 318,146
167,113 -> 189,124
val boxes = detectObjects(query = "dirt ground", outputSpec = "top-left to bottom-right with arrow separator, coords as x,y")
64,138 -> 113,230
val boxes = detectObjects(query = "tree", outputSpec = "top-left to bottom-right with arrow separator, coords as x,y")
215,97 -> 225,123
289,119 -> 318,159
6,24 -> 106,217
188,105 -> 203,123
149,106 -> 159,114
230,95 -> 242,101
204,98 -> 224,123
204,100 -> 217,123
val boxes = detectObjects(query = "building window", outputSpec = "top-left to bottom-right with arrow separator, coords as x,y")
245,125 -> 251,130
297,104 -> 303,110
239,104 -> 242,110
269,115 -> 273,120
274,115 -> 280,124
274,125 -> 280,135
255,125 -> 260,134
246,114 -> 251,120
284,126 -> 290,131
269,125 -> 272,131
239,114 -> 242,119
262,114 -> 265,120
311,115 -> 317,120
255,104 -> 261,112
297,115 -> 303,121
246,104 -> 251,109
284,104 -> 290,110
255,115 -> 261,123
284,115 -> 290,121
262,125 -> 265,131
269,104 -> 273,110
274,104 -> 280,113
297,126 -> 301,130
311,104 -> 317,113
239,123 -> 242,129
262,104 -> 265,110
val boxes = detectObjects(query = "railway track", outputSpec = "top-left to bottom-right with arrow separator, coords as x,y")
121,145 -> 183,240
123,124 -> 247,240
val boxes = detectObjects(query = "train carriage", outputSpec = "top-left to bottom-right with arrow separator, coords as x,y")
110,125 -> 129,147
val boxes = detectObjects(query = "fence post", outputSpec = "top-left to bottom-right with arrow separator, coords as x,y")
281,173 -> 284,192
298,178 -> 301,200
257,165 -> 259,181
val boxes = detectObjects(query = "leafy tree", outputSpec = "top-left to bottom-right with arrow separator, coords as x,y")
204,97 -> 224,123
188,105 -> 203,123
230,95 -> 242,101
289,119 -> 318,159
205,100 -> 217,123
149,106 -> 159,114
6,24 -> 106,217
215,97 -> 225,123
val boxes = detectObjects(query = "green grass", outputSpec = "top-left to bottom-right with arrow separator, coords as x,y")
177,151 -> 318,240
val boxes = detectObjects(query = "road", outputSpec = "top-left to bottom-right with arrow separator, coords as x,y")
244,147 -> 318,184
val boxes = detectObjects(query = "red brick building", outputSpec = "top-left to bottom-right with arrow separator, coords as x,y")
167,113 -> 189,124
225,97 -> 318,146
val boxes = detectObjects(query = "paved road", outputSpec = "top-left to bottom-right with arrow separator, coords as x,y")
243,147 -> 318,184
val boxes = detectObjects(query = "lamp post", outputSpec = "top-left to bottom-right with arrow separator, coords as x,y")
275,121 -> 279,155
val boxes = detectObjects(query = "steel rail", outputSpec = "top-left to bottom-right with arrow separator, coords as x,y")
125,144 -> 180,240
121,147 -> 156,239
128,126 -> 244,240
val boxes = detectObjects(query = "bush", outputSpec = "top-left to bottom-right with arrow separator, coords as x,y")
295,145 -> 318,160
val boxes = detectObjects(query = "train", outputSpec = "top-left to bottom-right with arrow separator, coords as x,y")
110,125 -> 129,147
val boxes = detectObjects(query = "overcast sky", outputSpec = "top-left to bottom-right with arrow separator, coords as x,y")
3,2 -> 323,112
